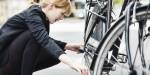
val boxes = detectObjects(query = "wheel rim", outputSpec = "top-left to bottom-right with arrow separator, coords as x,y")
93,9 -> 150,75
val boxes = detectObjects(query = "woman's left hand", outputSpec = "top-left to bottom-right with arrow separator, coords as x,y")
65,43 -> 83,52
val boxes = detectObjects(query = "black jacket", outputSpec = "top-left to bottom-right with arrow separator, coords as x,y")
0,5 -> 66,59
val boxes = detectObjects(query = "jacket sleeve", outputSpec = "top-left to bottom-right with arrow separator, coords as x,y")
52,38 -> 67,50
25,9 -> 65,59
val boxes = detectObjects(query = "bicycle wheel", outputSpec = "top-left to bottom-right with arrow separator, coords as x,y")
93,4 -> 150,75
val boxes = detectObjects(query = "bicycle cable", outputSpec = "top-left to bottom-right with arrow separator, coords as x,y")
85,3 -> 106,22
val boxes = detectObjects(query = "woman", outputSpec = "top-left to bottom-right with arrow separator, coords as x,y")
0,0 -> 90,75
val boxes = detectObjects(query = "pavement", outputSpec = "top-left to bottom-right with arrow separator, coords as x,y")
33,51 -> 85,75
49,17 -> 85,43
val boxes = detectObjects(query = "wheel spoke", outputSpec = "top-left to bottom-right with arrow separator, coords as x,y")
113,44 -> 120,49
133,44 -> 139,65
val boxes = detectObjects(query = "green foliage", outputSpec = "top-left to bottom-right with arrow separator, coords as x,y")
113,0 -> 124,6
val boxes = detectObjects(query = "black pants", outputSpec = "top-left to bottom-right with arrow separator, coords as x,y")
0,31 -> 60,75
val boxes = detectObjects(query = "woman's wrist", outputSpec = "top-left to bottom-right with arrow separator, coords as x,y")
58,54 -> 74,67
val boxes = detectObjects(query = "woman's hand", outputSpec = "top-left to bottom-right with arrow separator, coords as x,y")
65,43 -> 83,52
70,63 -> 91,75
59,54 -> 91,75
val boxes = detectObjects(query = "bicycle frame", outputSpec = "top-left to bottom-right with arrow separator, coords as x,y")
124,0 -> 149,73
84,0 -> 129,69
84,0 -> 150,74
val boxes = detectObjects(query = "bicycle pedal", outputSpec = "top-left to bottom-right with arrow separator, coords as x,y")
117,53 -> 127,63
103,63 -> 116,71
103,66 -> 116,71
102,72 -> 110,75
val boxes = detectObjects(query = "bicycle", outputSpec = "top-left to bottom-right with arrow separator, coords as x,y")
83,0 -> 150,75
83,0 -> 123,71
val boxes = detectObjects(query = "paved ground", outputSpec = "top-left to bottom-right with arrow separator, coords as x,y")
49,18 -> 85,43
33,51 -> 85,75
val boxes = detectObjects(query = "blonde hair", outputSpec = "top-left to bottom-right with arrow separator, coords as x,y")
28,0 -> 72,16
28,0 -> 40,4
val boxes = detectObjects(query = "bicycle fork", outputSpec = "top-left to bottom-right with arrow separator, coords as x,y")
125,1 -> 149,75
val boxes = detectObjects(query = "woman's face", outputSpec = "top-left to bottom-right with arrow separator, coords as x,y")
45,4 -> 65,24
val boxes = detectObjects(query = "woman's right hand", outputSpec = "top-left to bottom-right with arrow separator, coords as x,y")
70,63 -> 91,75
59,54 -> 91,75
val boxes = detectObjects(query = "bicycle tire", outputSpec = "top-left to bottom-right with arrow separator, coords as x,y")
93,4 -> 150,75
